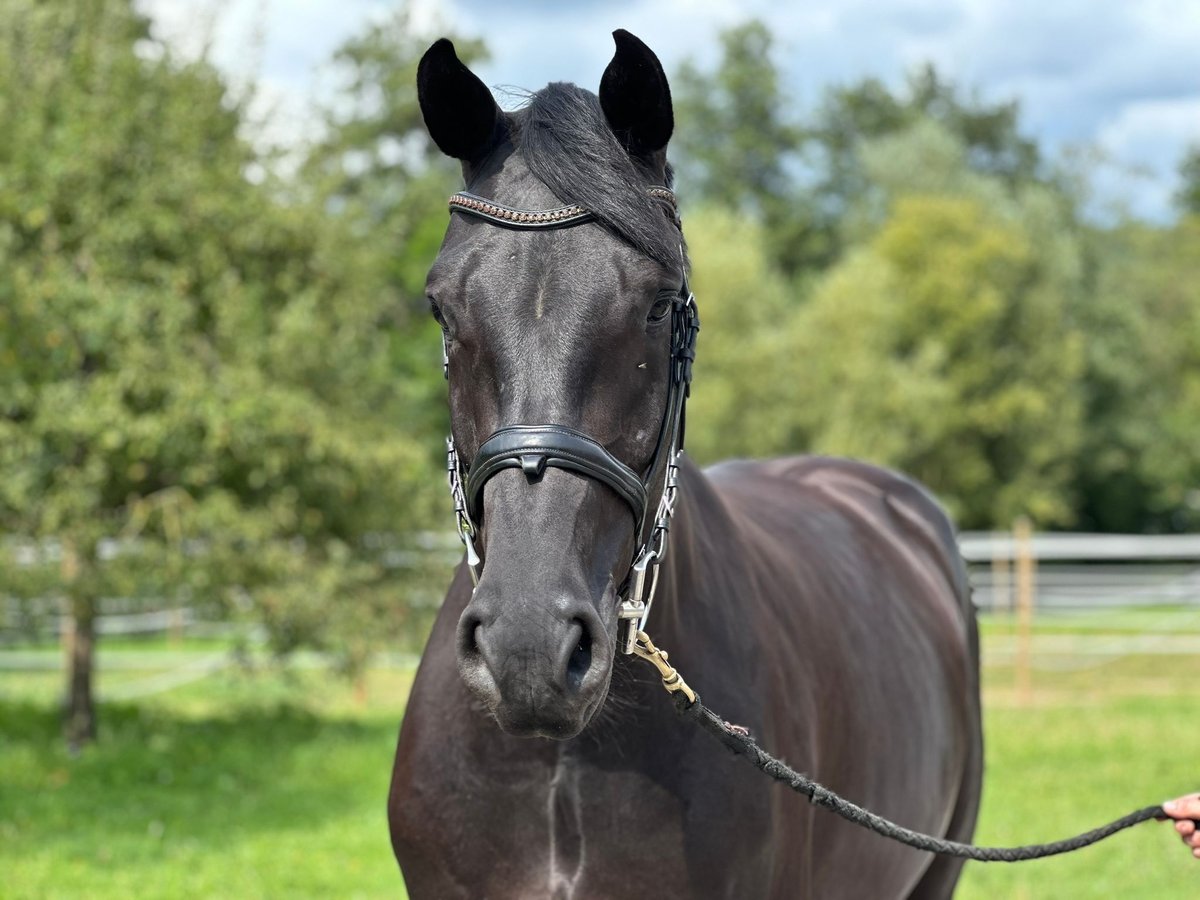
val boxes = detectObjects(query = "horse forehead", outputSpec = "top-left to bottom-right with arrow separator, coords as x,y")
472,147 -> 561,207
483,275 -> 609,402
460,151 -> 661,296
442,217 -> 649,339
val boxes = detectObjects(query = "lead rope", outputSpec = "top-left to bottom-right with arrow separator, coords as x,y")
630,630 -> 1190,862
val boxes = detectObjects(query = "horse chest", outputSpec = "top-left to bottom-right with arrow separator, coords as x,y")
544,753 -> 585,899
480,750 -> 695,899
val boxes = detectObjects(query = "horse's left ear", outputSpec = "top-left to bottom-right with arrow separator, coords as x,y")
599,30 -> 673,157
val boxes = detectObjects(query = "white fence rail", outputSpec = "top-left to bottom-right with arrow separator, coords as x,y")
959,531 -> 1200,612
4,532 -> 1200,640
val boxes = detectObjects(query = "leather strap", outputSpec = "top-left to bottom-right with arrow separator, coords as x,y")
449,186 -> 678,231
465,425 -> 648,527
449,192 -> 593,229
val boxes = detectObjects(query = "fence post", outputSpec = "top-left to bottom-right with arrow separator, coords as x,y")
1014,516 -> 1035,705
991,533 -> 1011,616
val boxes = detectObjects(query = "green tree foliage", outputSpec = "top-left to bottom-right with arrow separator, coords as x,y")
301,7 -> 485,472
679,118 -> 1091,529
673,20 -> 1044,275
778,124 -> 1086,528
669,22 -> 1200,532
670,22 -> 813,274
304,9 -> 485,296
816,64 -> 1040,201
0,1 -> 438,744
682,207 -> 798,462
802,66 -> 1044,272
1177,146 -> 1200,217
672,22 -> 802,217
1075,219 -> 1200,531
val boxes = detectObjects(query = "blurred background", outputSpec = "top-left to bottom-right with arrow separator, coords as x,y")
2,1 -> 1197,897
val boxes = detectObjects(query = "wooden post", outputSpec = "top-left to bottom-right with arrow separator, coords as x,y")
990,535 -> 1011,617
1013,516 -> 1036,706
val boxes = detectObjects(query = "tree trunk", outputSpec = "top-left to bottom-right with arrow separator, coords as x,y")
62,541 -> 98,749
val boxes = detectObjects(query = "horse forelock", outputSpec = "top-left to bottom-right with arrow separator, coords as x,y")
503,83 -> 682,268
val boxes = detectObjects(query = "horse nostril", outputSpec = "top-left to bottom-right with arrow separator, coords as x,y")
566,619 -> 592,693
458,612 -> 484,659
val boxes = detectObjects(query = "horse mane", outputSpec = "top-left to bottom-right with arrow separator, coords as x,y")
509,82 -> 680,267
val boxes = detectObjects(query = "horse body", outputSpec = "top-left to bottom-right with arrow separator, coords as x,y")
390,30 -> 981,899
391,455 -> 982,899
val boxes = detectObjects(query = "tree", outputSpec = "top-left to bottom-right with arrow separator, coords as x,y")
301,8 -> 487,473
0,1 -> 435,746
1177,146 -> 1200,217
780,124 -> 1087,529
801,65 -> 1044,273
1075,218 -> 1200,531
670,22 -> 814,273
672,22 -> 802,216
672,20 -> 1047,276
681,206 -> 800,463
304,9 -> 485,294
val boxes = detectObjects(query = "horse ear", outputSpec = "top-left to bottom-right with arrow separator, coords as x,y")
418,38 -> 499,162
599,29 -> 674,157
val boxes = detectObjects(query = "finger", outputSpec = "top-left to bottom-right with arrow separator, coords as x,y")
1189,831 -> 1200,849
1164,795 -> 1200,818
1176,820 -> 1195,837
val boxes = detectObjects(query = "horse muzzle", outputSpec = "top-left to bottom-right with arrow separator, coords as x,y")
456,578 -> 615,739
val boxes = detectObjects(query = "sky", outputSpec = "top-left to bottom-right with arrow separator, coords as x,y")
140,0 -> 1200,221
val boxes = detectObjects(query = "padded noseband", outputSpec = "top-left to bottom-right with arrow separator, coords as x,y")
464,425 -> 648,528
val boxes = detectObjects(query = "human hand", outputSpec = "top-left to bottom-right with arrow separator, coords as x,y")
1162,794 -> 1200,859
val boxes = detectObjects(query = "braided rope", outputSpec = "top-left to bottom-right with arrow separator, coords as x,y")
671,691 -> 1179,862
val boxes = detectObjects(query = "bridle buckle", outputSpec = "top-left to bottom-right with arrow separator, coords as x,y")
618,547 -> 660,654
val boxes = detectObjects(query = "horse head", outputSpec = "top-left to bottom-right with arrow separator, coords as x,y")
418,31 -> 688,739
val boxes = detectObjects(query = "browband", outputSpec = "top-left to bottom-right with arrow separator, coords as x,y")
464,425 -> 648,527
449,186 -> 678,230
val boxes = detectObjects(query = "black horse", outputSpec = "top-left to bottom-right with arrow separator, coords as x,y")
390,31 -> 983,900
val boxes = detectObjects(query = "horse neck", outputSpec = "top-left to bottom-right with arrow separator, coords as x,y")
648,452 -> 722,647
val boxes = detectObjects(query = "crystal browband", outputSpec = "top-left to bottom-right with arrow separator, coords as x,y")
448,187 -> 678,230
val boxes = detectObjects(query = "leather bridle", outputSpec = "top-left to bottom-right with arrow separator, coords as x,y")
441,185 -> 698,654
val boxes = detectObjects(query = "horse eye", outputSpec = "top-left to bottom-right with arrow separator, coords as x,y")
647,291 -> 674,323
428,297 -> 449,332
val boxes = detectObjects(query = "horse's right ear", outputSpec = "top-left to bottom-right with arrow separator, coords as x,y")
417,39 -> 499,162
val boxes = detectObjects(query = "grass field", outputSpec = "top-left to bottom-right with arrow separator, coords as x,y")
2,613 -> 1198,898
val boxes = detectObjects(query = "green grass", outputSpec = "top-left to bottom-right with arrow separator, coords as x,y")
958,669 -> 1198,897
1,663 -> 414,899
2,618 -> 1198,898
